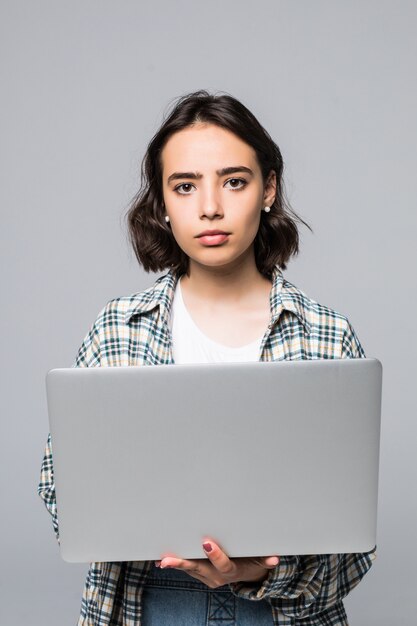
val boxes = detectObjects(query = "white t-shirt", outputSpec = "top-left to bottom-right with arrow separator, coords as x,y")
169,277 -> 264,364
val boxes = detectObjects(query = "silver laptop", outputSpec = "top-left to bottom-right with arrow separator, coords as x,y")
45,358 -> 382,563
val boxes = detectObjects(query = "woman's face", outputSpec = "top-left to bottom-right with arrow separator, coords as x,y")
161,123 -> 276,272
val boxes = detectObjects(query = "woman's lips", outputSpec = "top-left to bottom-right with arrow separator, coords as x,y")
197,234 -> 229,246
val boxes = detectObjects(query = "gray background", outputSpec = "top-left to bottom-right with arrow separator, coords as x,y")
1,1 -> 416,624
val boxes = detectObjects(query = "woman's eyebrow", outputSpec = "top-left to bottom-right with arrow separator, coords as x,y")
167,166 -> 254,184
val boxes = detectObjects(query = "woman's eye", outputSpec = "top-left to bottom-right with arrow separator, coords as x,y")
225,178 -> 247,190
174,183 -> 194,195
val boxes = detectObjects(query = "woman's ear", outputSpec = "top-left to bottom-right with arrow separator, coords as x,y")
264,170 -> 277,207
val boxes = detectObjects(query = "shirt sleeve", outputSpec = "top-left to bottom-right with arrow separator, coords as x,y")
228,318 -> 377,618
340,319 -> 366,359
37,312 -> 103,544
228,549 -> 376,618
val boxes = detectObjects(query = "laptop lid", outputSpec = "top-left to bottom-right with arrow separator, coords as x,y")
45,358 -> 382,563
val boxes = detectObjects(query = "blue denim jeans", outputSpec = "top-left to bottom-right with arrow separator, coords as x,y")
142,563 -> 274,626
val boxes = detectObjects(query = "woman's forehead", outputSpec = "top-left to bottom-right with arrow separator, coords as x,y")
161,125 -> 258,175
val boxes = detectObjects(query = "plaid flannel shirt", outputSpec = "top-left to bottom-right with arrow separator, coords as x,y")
38,265 -> 377,625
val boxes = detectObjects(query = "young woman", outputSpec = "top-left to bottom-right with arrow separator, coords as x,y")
38,90 -> 377,626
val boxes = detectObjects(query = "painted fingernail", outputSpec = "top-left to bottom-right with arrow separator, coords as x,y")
203,542 -> 212,552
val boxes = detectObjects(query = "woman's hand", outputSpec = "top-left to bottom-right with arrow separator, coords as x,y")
155,539 -> 280,589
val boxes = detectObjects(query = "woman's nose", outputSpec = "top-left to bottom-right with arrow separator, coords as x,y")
199,191 -> 224,219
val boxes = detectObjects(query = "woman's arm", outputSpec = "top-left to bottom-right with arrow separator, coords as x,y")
38,432 -> 60,542
228,549 -> 376,618
37,314 -> 102,543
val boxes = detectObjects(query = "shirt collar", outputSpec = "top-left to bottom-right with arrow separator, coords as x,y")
125,265 -> 311,334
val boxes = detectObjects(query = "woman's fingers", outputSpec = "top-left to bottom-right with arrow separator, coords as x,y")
202,540 -> 279,573
202,540 -> 236,575
262,555 -> 280,568
156,545 -> 280,589
160,556 -> 194,570
159,556 -> 210,579
159,540 -> 235,578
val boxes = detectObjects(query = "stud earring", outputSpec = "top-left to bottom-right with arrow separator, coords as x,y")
263,206 -> 271,213
165,215 -> 170,223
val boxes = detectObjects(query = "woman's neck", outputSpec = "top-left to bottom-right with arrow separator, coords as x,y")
180,255 -> 272,309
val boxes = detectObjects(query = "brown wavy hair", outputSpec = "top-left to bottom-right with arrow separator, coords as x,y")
124,89 -> 312,278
